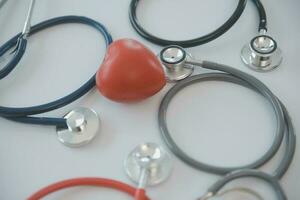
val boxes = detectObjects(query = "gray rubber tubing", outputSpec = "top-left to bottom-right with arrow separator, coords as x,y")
158,61 -> 296,178
206,169 -> 287,200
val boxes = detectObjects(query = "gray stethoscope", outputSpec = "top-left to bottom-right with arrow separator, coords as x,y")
0,0 -> 114,147
156,45 -> 295,199
241,29 -> 283,72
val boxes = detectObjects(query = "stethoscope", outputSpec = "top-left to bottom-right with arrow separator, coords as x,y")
129,0 -> 291,197
27,143 -> 288,200
129,0 -> 282,72
157,45 -> 295,179
28,143 -> 172,200
1,1 -> 294,199
0,0 -> 112,147
155,45 -> 295,199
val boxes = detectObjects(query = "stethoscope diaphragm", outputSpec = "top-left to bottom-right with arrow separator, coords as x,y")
159,45 -> 194,82
56,107 -> 100,147
124,143 -> 173,186
241,34 -> 283,72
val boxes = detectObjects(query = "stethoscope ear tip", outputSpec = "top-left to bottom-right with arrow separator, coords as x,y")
241,35 -> 283,72
56,107 -> 100,147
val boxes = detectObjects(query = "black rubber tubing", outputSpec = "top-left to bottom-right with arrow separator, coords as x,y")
129,0 -> 267,47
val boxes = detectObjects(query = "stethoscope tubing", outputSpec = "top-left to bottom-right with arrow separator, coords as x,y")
0,16 -> 113,127
202,61 -> 295,179
0,37 -> 27,79
158,61 -> 295,179
27,177 -> 150,200
251,0 -> 267,31
206,169 -> 287,200
129,0 -> 267,48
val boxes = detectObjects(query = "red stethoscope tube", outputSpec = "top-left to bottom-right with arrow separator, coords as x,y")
28,177 -> 150,200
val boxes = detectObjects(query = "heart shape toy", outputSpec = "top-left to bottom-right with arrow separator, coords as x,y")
96,39 -> 166,102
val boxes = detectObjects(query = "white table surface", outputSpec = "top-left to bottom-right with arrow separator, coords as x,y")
0,0 -> 299,199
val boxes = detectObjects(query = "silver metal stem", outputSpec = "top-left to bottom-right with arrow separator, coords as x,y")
138,168 -> 149,189
22,0 -> 36,37
259,29 -> 267,35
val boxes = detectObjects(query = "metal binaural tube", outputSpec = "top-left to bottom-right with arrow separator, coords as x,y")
22,0 -> 36,37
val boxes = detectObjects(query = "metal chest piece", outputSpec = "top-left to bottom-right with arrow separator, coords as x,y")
159,45 -> 194,82
241,34 -> 283,72
124,143 -> 173,186
56,107 -> 100,147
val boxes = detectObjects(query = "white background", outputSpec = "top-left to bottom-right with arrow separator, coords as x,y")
0,0 -> 299,199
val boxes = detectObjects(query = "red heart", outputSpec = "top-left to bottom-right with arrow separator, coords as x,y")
96,39 -> 166,102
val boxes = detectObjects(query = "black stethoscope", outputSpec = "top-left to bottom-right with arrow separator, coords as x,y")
0,0 -> 112,147
129,0 -> 283,72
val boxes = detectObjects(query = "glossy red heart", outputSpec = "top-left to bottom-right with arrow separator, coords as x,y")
96,39 -> 166,102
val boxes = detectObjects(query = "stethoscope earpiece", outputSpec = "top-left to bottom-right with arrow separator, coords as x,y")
56,107 -> 100,147
124,143 -> 173,187
159,46 -> 194,82
241,34 -> 283,72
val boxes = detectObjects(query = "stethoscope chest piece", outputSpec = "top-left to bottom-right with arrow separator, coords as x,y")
159,45 -> 194,82
124,143 -> 173,186
56,107 -> 100,147
241,35 -> 283,72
